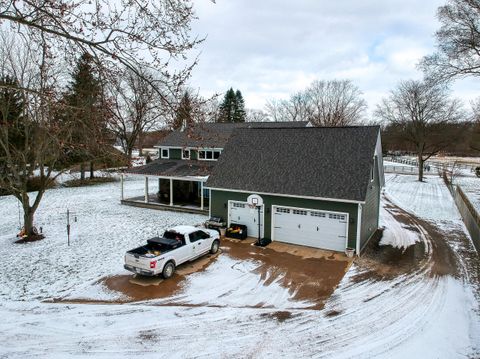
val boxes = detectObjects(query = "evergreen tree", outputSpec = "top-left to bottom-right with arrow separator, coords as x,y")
218,88 -> 246,123
234,90 -> 246,123
0,76 -> 25,153
173,91 -> 194,130
63,53 -> 107,179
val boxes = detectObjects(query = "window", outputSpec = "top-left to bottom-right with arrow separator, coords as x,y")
198,149 -> 222,161
232,202 -> 246,208
189,230 -> 210,242
293,209 -> 307,215
182,149 -> 190,160
276,207 -> 290,214
329,214 -> 346,220
161,148 -> 169,159
311,211 -> 326,217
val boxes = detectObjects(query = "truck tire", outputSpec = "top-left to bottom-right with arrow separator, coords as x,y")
162,261 -> 175,279
210,240 -> 220,254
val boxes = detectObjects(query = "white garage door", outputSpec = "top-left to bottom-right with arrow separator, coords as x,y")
229,201 -> 264,238
272,206 -> 348,251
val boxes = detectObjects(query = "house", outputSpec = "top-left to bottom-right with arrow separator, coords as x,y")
205,126 -> 384,255
121,121 -> 308,214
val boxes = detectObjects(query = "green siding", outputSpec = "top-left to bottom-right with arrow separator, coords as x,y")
190,149 -> 198,160
360,156 -> 381,250
169,148 -> 181,160
210,190 -> 359,248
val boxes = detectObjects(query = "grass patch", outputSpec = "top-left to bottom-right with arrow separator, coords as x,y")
63,177 -> 118,188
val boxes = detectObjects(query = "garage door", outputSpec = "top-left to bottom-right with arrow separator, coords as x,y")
229,201 -> 264,238
272,206 -> 348,251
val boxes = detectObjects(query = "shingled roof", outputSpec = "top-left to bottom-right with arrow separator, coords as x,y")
127,159 -> 215,177
158,121 -> 309,148
205,126 -> 380,202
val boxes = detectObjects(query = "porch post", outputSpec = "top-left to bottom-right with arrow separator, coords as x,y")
169,178 -> 173,206
120,174 -> 124,200
200,181 -> 204,210
144,177 -> 149,203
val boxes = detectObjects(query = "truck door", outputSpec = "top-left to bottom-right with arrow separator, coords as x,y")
189,230 -> 210,256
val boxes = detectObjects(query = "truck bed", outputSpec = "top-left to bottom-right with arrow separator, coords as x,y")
127,237 -> 183,258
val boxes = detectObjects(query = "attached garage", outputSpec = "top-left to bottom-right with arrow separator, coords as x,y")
272,206 -> 348,251
228,201 -> 264,238
206,126 -> 384,255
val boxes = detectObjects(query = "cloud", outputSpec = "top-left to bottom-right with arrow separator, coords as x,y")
189,0 -> 477,115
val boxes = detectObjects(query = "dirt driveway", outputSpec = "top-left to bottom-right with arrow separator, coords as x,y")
67,238 -> 352,310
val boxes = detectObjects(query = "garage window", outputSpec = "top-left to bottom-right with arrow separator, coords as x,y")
311,211 -> 326,217
232,202 -> 246,208
329,213 -> 346,220
276,207 -> 290,214
293,209 -> 307,215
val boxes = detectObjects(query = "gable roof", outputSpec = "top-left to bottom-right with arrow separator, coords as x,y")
158,121 -> 309,148
205,126 -> 381,202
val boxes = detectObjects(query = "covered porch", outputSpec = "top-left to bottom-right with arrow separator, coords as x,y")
120,175 -> 209,215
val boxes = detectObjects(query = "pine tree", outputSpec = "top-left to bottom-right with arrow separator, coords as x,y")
234,90 -> 246,123
218,88 -> 246,123
63,53 -> 107,179
173,91 -> 194,130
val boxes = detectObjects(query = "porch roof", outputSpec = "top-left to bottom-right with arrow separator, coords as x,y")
126,159 -> 215,177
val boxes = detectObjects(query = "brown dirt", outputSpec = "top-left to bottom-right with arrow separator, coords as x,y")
354,194 -> 461,282
60,238 -> 351,310
15,233 -> 45,243
260,310 -> 299,323
221,238 -> 351,310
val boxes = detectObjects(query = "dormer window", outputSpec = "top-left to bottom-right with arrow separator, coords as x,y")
198,149 -> 222,161
182,149 -> 190,160
161,148 -> 169,159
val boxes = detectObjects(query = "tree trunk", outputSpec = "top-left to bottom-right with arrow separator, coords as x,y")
89,161 -> 94,179
23,207 -> 35,236
80,163 -> 85,180
127,148 -> 133,167
138,132 -> 144,156
418,156 -> 424,182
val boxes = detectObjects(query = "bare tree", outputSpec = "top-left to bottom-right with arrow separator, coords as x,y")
108,69 -> 161,161
0,1 -> 204,101
0,32 -> 80,239
264,80 -> 366,125
375,80 -> 465,181
265,92 -> 311,123
470,98 -> 480,151
306,80 -> 366,126
246,109 -> 270,122
421,0 -> 480,82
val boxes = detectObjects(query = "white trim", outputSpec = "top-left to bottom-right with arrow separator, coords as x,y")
125,173 -> 208,182
144,177 -> 149,203
169,178 -> 173,206
160,147 -> 170,159
198,149 -> 222,161
227,200 -> 265,238
120,175 -> 124,200
200,181 -> 204,210
208,189 -> 212,218
182,148 -> 191,160
271,204 -> 349,252
207,186 -> 364,204
356,204 -> 362,256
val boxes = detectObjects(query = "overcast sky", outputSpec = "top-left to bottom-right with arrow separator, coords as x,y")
189,0 -> 477,117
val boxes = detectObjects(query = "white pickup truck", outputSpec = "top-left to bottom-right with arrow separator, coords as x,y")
124,225 -> 220,278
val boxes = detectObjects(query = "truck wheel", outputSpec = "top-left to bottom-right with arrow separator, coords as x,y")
162,261 -> 175,279
210,240 -> 220,254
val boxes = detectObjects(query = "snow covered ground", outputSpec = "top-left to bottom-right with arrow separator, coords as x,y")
455,175 -> 480,213
0,175 -> 478,358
